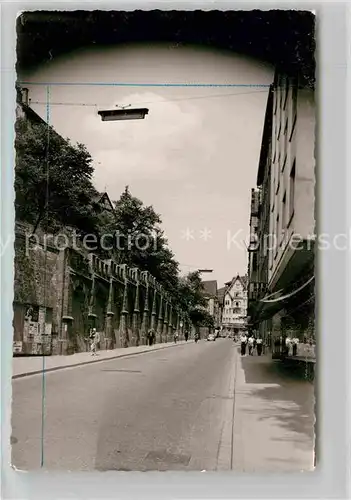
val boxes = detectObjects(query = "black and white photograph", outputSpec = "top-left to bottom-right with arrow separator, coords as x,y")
11,9 -> 316,472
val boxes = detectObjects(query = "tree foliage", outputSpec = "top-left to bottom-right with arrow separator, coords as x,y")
173,271 -> 213,327
105,187 -> 180,292
15,117 -> 98,234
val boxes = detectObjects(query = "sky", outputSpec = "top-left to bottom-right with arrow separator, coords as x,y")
19,43 -> 274,287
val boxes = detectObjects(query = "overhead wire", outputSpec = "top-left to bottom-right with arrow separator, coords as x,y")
27,89 -> 269,109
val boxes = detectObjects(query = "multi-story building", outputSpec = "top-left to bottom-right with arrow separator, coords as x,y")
221,274 -> 248,335
217,286 -> 226,327
202,280 -> 220,327
248,70 -> 315,348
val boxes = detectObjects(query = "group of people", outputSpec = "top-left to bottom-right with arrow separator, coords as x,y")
239,333 -> 263,356
274,336 -> 300,357
88,327 -> 189,353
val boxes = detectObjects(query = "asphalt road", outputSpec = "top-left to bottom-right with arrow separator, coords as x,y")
11,338 -> 237,471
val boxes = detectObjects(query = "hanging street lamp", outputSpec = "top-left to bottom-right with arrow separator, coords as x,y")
98,104 -> 149,122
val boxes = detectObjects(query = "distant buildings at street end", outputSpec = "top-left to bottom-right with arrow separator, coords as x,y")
218,274 -> 248,335
201,280 -> 221,327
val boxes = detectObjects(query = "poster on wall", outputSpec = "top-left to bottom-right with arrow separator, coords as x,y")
13,341 -> 23,354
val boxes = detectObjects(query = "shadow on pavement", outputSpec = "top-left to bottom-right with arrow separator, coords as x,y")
239,352 -> 315,440
239,348 -> 313,384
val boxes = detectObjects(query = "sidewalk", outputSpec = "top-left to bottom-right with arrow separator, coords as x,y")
231,349 -> 315,472
12,340 -> 190,379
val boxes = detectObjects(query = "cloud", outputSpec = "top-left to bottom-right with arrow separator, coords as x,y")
80,92 -> 216,190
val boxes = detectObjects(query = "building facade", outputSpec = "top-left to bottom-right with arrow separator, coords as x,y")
202,280 -> 220,327
217,286 -> 226,327
221,275 -> 248,335
247,71 -> 315,351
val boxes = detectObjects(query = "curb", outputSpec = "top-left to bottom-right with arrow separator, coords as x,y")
12,341 -> 191,379
216,344 -> 238,470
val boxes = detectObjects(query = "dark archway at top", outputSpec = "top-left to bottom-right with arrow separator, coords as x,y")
16,10 -> 315,87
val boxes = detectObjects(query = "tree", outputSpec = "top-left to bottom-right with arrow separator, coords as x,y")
106,187 -> 180,292
15,117 -> 99,234
173,271 -> 212,327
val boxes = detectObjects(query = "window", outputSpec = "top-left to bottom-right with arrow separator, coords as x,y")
277,119 -> 282,140
276,175 -> 280,195
279,80 -> 283,107
278,139 -> 283,172
290,82 -> 297,141
281,192 -> 287,245
275,214 -> 280,256
289,161 -> 296,224
282,118 -> 289,171
283,77 -> 289,109
290,113 -> 296,142
252,253 -> 258,271
269,250 -> 273,270
282,191 -> 287,229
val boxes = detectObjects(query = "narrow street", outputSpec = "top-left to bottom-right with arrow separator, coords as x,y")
11,339 -> 314,472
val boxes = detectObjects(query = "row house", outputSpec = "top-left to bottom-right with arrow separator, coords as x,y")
247,70 -> 316,352
221,274 -> 248,335
202,280 -> 221,327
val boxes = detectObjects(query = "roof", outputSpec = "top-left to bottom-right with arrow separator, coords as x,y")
225,274 -> 248,291
202,280 -> 218,297
17,101 -> 48,127
92,192 -> 114,212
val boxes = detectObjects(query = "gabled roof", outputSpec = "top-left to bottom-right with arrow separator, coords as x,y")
224,274 -> 248,291
202,280 -> 217,297
18,102 -> 47,126
93,192 -> 114,212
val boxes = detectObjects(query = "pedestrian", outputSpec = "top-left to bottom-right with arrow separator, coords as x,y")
240,333 -> 247,355
292,337 -> 299,356
184,330 -> 189,342
256,336 -> 263,356
174,331 -> 179,343
89,328 -> 100,356
248,335 -> 254,355
148,329 -> 154,346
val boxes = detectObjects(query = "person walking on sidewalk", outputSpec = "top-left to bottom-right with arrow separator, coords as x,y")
174,331 -> 179,343
256,336 -> 263,356
184,330 -> 189,342
248,335 -> 255,356
90,328 -> 100,356
292,337 -> 299,356
148,329 -> 155,346
240,333 -> 247,356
